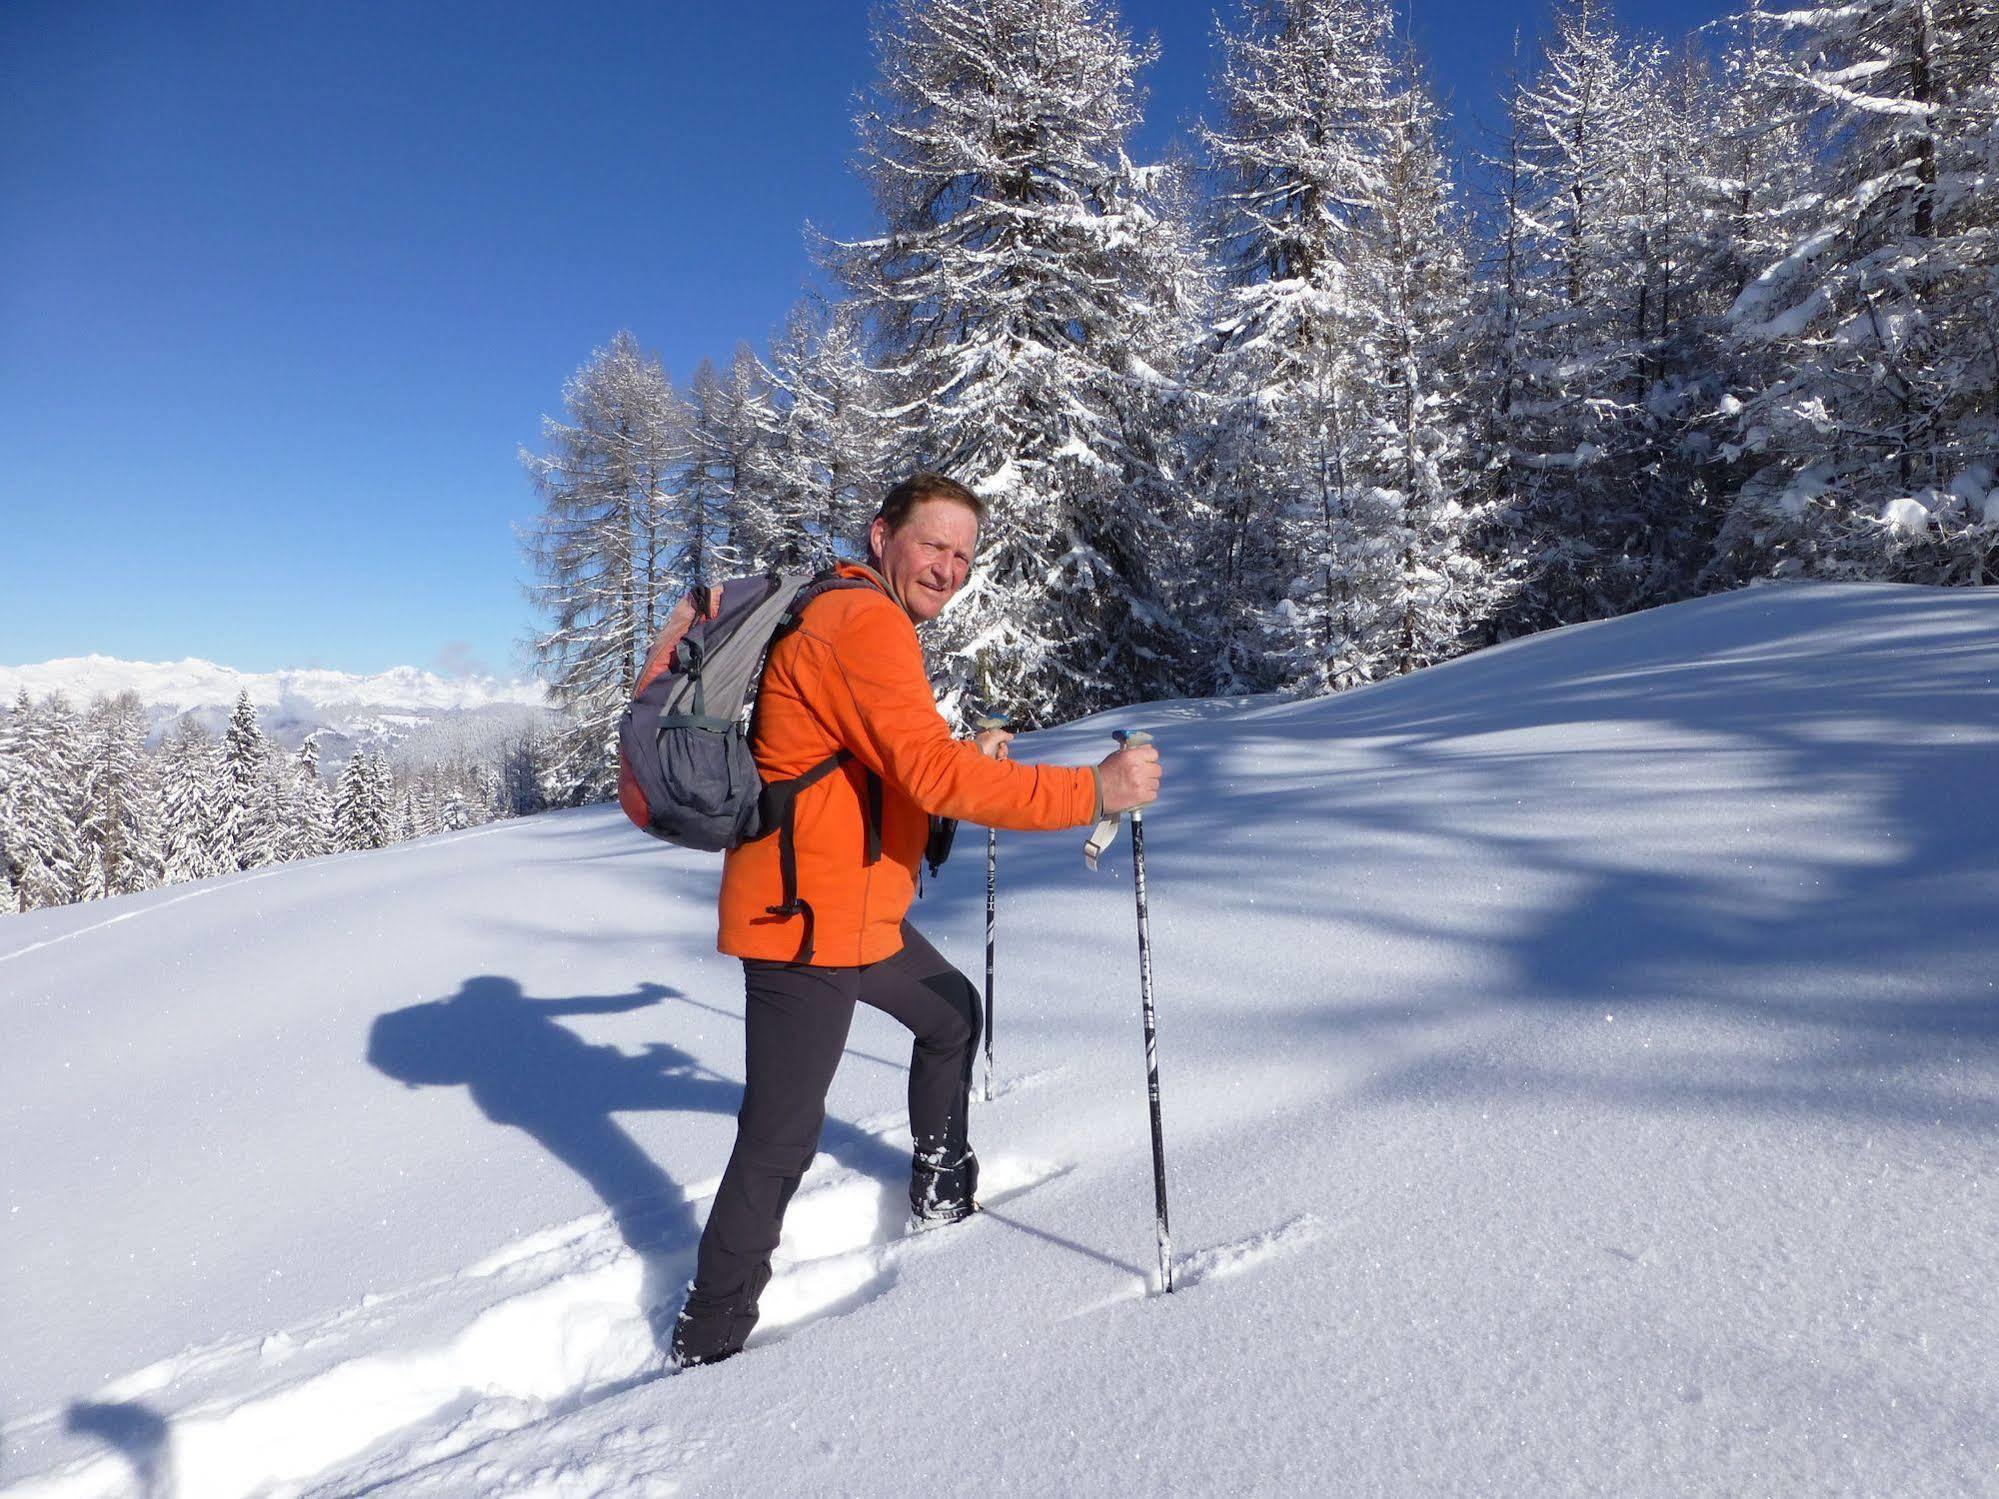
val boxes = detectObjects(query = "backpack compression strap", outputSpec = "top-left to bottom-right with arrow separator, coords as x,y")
757,753 -> 884,964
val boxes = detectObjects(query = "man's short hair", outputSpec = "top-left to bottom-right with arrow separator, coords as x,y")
873,472 -> 986,532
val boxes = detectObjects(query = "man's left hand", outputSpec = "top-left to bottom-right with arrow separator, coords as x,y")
971,727 -> 1012,761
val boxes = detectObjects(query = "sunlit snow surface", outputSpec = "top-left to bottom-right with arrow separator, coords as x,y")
3,582 -> 1995,1497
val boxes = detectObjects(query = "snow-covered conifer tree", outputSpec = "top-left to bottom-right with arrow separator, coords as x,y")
839,0 -> 1204,721
696,347 -> 788,575
523,332 -> 683,803
1196,0 -> 1397,689
758,298 -> 891,570
1198,0 -> 1492,689
501,732 -> 551,818
219,691 -> 278,870
10,694 -> 92,908
1488,0 -> 1664,627
0,695 -> 46,915
290,739 -> 336,860
1717,0 -> 1999,584
158,717 -> 228,886
81,692 -> 164,897
1356,82 -> 1503,675
334,751 -> 395,852
676,358 -> 751,585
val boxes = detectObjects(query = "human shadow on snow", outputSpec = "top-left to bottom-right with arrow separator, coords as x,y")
365,976 -> 909,1351
62,1401 -> 173,1498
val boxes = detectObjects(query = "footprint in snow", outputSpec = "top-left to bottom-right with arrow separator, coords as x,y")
17,1156 -> 1063,1499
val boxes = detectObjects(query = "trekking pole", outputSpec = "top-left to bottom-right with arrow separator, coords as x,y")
975,713 -> 1009,1104
1084,728 -> 1172,1293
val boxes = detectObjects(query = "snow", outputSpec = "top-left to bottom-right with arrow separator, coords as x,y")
1881,497 -> 1931,533
3,582 -> 1997,1497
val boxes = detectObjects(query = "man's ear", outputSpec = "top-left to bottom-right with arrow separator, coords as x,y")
867,515 -> 888,563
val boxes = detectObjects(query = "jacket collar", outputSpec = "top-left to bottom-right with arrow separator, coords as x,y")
836,559 -> 895,599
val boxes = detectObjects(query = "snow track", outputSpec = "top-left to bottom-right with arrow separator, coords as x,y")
6,1153 -> 1062,1499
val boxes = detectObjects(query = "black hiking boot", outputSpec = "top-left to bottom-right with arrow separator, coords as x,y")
908,1143 -> 979,1227
666,1299 -> 752,1370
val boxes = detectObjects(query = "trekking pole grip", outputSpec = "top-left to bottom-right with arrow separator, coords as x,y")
1112,729 -> 1153,822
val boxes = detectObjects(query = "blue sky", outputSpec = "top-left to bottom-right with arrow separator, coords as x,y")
0,0 -> 1726,679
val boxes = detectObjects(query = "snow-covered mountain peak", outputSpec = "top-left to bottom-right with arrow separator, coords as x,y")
0,653 -> 547,715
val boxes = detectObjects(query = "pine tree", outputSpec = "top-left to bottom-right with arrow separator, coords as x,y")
158,717 -> 228,886
0,692 -> 36,911
501,731 -> 551,818
10,694 -> 92,908
522,331 -> 682,804
839,0 -> 1203,722
219,690 -> 282,870
676,358 -> 747,586
82,692 -> 165,897
291,738 -> 336,859
1198,0 -> 1494,690
333,750 -> 395,851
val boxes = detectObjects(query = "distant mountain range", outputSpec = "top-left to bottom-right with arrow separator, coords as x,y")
0,655 -> 553,767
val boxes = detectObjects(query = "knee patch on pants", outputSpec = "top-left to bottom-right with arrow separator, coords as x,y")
919,969 -> 982,1054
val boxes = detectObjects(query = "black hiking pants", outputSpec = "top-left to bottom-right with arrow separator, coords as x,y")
672,921 -> 981,1359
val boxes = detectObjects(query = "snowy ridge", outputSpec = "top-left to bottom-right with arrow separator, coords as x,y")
2,582 -> 1995,1496
0,656 -> 546,716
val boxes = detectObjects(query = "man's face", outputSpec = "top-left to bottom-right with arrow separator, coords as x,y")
868,497 -> 978,624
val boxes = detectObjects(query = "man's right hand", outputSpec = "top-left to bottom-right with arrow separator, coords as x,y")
1096,741 -> 1162,815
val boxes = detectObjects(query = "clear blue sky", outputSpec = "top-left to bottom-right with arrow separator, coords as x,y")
0,0 -> 1726,679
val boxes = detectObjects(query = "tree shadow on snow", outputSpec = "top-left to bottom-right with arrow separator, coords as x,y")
365,976 -> 908,1351
922,586 -> 1999,1132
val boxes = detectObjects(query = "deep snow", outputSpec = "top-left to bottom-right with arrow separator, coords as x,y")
2,582 -> 1995,1497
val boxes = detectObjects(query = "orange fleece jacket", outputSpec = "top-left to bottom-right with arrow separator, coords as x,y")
717,563 -> 1099,966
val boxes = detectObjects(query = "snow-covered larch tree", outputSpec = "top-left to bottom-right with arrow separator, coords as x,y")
1196,0 -> 1398,690
1198,0 -> 1492,690
758,296 -> 892,571
838,0 -> 1204,722
1485,0 -> 1661,628
695,347 -> 786,576
522,331 -> 682,803
1355,80 -> 1503,676
1717,0 -> 1999,584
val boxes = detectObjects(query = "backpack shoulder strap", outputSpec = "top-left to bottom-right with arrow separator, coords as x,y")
750,569 -> 888,964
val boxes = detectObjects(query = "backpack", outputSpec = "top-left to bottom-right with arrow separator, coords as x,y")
616,570 -> 882,961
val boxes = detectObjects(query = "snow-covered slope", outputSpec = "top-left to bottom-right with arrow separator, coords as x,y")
0,655 -> 550,760
2,582 -> 1994,1497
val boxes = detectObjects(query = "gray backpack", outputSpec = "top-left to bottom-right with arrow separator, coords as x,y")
616,570 -> 881,960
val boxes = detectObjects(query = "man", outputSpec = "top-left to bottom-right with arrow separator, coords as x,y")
668,471 -> 1163,1367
